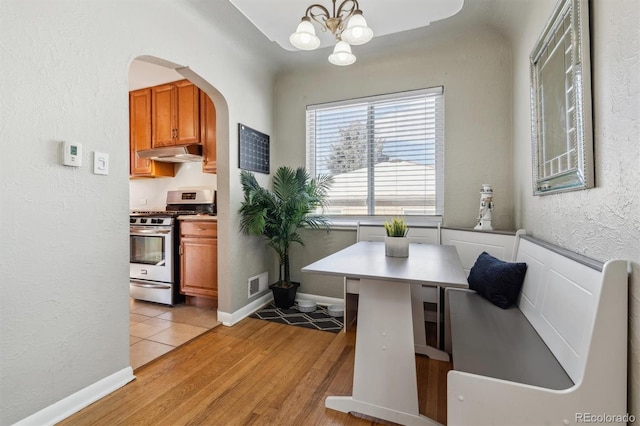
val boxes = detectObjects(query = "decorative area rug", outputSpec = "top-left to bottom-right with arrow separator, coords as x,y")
250,303 -> 343,333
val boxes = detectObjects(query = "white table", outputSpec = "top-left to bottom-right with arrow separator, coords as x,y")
302,241 -> 468,426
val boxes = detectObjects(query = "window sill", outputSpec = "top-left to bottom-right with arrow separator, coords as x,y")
321,216 -> 443,231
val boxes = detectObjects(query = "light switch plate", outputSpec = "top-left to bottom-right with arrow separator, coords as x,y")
93,152 -> 109,175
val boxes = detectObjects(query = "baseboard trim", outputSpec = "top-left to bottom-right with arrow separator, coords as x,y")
14,366 -> 135,426
217,292 -> 344,327
296,292 -> 343,307
218,292 -> 273,326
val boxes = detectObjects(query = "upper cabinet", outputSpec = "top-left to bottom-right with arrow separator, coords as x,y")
129,80 -> 216,178
152,80 -> 200,147
129,88 -> 174,178
201,91 -> 217,174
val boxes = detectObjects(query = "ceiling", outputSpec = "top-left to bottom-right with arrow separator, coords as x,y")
228,0 -> 465,51
179,0 -> 526,71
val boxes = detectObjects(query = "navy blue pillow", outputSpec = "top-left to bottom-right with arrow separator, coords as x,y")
467,252 -> 527,309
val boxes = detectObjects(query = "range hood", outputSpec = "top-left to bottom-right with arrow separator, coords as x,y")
137,144 -> 203,163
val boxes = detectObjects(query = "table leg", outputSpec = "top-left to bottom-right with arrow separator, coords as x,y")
325,278 -> 443,426
411,284 -> 450,362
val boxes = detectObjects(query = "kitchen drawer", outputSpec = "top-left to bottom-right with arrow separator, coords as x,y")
181,221 -> 217,237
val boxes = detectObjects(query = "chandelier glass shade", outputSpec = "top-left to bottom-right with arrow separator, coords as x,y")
340,10 -> 373,45
289,0 -> 373,66
328,40 -> 356,66
289,17 -> 321,50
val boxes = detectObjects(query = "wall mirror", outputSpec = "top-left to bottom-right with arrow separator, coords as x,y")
530,0 -> 593,195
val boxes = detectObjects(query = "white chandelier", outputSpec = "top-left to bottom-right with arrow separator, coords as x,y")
289,0 -> 373,66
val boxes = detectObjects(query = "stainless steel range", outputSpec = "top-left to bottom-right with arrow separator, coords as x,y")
130,189 -> 216,305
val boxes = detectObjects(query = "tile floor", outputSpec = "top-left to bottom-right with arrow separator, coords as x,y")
129,298 -> 221,370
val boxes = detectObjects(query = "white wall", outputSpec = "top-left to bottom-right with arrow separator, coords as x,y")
128,59 -> 183,91
507,0 -> 640,417
0,0 -> 275,423
129,164 -> 217,210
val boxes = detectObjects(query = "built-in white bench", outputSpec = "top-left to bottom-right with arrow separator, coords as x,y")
446,234 -> 629,425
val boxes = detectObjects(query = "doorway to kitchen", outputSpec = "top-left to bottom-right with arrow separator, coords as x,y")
127,55 -> 229,369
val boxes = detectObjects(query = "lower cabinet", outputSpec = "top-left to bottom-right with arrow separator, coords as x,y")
180,220 -> 218,299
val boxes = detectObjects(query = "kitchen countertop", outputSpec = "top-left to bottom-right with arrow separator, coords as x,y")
178,215 -> 217,221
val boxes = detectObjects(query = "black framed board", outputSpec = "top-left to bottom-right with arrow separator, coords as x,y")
238,123 -> 270,174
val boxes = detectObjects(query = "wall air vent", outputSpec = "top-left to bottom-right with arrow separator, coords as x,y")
248,272 -> 268,297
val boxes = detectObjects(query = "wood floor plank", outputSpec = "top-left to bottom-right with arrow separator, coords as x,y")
61,318 -> 450,426
425,357 -> 441,420
437,359 -> 451,425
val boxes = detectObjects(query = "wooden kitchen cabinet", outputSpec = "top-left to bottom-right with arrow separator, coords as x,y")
180,221 -> 218,299
152,80 -> 200,147
200,91 -> 217,174
129,88 -> 174,178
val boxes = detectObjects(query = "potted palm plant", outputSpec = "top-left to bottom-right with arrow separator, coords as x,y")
239,166 -> 332,308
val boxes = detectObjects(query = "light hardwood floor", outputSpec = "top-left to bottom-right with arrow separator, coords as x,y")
60,318 -> 450,425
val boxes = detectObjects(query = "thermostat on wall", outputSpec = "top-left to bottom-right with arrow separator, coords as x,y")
62,141 -> 82,167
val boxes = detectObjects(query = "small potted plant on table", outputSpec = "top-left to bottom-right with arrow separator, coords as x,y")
384,217 -> 409,257
239,166 -> 332,308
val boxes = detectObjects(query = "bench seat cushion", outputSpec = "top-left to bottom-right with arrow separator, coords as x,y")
449,289 -> 574,390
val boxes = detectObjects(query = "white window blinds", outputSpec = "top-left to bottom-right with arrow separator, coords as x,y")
306,87 -> 444,216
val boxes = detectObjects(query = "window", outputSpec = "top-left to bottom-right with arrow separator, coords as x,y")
306,87 -> 444,216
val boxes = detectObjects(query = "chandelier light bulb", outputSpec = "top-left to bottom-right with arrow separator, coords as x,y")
328,40 -> 356,66
341,10 -> 373,45
289,17 -> 321,50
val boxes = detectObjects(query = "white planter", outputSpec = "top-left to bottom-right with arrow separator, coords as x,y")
385,236 -> 409,257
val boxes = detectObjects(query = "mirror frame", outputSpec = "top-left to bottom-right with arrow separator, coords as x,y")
530,0 -> 593,195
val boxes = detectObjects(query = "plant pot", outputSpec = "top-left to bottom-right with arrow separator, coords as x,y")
270,281 -> 300,309
385,236 -> 409,257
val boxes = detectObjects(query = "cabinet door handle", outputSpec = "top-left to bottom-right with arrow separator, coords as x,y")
197,228 -> 207,231
179,245 -> 183,255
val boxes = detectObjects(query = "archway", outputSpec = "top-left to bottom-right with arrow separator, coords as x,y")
127,55 -> 230,367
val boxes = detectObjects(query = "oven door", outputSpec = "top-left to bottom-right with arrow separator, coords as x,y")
130,225 -> 174,283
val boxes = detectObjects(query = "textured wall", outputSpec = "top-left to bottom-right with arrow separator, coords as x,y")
508,0 -> 640,418
0,0 -> 275,423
